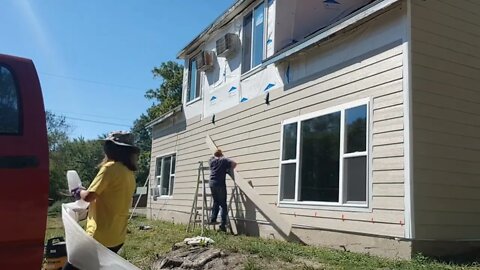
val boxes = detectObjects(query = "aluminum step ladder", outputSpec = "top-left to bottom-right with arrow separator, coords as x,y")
186,161 -> 211,235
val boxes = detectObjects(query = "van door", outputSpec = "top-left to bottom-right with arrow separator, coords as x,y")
0,54 -> 49,269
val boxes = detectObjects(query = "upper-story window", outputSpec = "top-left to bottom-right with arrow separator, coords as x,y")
241,1 -> 265,74
0,65 -> 21,135
187,56 -> 200,103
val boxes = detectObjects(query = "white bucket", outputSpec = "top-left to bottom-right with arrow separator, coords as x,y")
66,170 -> 82,192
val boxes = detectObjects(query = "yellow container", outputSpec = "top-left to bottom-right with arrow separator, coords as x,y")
42,237 -> 67,270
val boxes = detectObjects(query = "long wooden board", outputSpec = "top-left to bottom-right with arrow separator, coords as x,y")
206,135 -> 292,237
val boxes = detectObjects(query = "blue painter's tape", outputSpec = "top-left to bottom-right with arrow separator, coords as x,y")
240,97 -> 248,103
268,0 -> 274,5
229,86 -> 237,93
210,96 -> 217,101
324,0 -> 340,4
266,39 -> 272,45
264,83 -> 275,92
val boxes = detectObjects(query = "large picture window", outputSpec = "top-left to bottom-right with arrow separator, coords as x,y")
187,56 -> 200,103
279,101 -> 369,206
241,1 -> 265,74
155,154 -> 176,196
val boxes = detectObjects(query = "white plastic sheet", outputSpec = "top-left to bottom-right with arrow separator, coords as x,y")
183,236 -> 215,246
62,202 -> 140,270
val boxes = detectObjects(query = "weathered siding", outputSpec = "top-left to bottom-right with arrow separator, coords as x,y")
412,0 -> 480,239
149,5 -> 408,242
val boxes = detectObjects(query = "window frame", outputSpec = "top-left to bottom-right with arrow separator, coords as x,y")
0,64 -> 22,136
186,55 -> 201,105
278,99 -> 371,209
241,1 -> 266,74
155,153 -> 176,198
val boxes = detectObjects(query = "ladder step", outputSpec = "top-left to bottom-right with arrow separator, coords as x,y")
192,220 -> 211,223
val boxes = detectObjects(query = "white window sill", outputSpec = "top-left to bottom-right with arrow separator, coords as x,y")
278,201 -> 370,212
186,97 -> 201,106
240,64 -> 266,81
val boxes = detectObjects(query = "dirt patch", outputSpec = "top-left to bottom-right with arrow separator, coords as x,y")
151,245 -> 247,270
151,242 -> 326,270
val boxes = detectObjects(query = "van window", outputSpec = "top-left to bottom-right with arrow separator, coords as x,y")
0,66 -> 20,134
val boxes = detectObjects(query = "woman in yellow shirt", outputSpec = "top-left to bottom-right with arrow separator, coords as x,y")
64,131 -> 139,270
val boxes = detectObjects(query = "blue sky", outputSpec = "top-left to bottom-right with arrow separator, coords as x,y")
0,0 -> 234,139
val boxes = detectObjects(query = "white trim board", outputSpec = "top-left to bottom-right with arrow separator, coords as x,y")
402,0 -> 414,239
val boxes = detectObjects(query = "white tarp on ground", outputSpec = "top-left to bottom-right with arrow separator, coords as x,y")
62,201 -> 140,270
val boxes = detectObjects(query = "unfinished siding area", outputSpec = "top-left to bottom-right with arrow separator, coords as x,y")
411,0 -> 480,257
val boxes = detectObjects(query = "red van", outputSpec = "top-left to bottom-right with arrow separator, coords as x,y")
0,54 -> 49,268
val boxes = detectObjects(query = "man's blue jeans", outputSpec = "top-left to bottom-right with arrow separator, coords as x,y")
210,186 -> 227,228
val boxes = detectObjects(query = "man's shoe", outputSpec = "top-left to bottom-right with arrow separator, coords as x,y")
208,220 -> 219,225
218,225 -> 227,232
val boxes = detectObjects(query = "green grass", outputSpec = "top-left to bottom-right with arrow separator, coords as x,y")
45,214 -> 65,241
46,215 -> 480,270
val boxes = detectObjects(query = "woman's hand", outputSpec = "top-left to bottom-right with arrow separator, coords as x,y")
71,186 -> 86,200
71,187 -> 97,202
80,190 -> 98,202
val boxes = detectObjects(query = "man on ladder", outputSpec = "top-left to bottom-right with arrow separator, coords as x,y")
208,148 -> 237,232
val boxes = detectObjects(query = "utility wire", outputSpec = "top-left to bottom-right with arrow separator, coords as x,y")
39,71 -> 146,91
50,109 -> 135,122
64,116 -> 131,127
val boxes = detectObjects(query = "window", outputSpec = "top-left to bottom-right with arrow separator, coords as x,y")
155,154 -> 176,196
187,56 -> 200,103
280,102 -> 368,206
0,65 -> 20,135
241,2 -> 265,73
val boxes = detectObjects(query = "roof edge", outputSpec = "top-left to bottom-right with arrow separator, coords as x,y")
176,0 -> 253,59
145,105 -> 183,129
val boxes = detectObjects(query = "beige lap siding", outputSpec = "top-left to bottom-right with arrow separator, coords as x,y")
149,50 -> 406,238
412,0 -> 480,239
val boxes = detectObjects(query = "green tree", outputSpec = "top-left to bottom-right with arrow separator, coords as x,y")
46,111 -> 71,200
62,137 -> 104,187
46,111 -> 70,152
131,114 -> 153,186
131,61 -> 183,186
47,111 -> 105,200
144,61 -> 183,118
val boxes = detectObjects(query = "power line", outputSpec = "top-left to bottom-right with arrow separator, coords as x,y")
50,109 -> 135,122
39,71 -> 147,91
64,116 -> 131,127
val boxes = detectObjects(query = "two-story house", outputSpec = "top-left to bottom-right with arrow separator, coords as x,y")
146,0 -> 480,259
